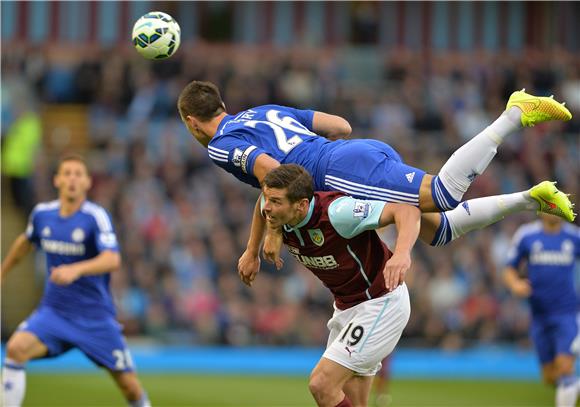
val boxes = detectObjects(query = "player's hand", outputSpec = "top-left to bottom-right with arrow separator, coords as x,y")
263,229 -> 284,270
50,264 -> 82,285
383,252 -> 411,291
510,279 -> 532,298
238,250 -> 261,287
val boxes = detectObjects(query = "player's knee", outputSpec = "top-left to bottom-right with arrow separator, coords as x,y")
308,371 -> 333,401
6,338 -> 31,364
555,357 -> 575,377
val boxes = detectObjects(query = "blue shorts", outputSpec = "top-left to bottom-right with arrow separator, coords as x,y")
323,139 -> 425,206
18,306 -> 134,372
530,313 -> 578,364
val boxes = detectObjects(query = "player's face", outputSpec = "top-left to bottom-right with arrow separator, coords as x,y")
540,212 -> 562,227
54,160 -> 92,202
262,187 -> 305,228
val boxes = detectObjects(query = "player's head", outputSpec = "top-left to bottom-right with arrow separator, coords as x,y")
54,154 -> 92,202
261,164 -> 314,228
178,80 -> 226,147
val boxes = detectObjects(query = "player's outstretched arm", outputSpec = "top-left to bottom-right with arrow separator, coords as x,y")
312,111 -> 352,140
1,233 -> 33,283
238,197 -> 267,287
378,203 -> 421,290
502,266 -> 532,298
50,250 -> 121,285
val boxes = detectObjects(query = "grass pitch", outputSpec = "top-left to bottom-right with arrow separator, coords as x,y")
23,373 -> 553,406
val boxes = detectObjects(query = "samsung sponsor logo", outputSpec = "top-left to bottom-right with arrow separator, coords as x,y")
530,251 -> 574,266
41,239 -> 85,256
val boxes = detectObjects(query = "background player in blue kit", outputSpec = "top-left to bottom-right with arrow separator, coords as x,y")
503,213 -> 579,407
1,156 -> 150,407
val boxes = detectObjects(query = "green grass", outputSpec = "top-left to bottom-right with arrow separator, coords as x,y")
23,374 -> 554,407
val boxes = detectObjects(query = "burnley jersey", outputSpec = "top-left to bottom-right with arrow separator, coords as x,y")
25,200 -> 120,319
270,191 -> 392,310
208,105 -> 342,189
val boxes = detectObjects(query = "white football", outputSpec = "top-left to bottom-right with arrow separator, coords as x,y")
132,11 -> 181,60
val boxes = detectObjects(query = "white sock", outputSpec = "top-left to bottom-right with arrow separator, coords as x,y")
446,191 -> 536,241
556,376 -> 579,407
2,359 -> 26,407
438,108 -> 523,202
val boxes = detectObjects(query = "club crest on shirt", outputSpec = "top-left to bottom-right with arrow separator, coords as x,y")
72,228 -> 85,242
41,226 -> 51,237
353,201 -> 370,219
307,229 -> 325,247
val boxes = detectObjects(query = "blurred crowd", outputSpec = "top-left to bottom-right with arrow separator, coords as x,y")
2,43 -> 579,349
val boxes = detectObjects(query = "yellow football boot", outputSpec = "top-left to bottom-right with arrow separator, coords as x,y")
529,181 -> 576,222
506,89 -> 572,127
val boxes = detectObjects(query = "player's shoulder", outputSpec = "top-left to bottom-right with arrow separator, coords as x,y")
561,222 -> 580,238
80,201 -> 114,231
512,221 -> 543,242
31,200 -> 60,216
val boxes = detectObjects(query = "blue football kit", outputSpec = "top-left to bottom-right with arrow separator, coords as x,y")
208,105 -> 424,206
20,200 -> 134,372
506,221 -> 580,364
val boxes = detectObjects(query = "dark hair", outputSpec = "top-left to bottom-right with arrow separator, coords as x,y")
177,80 -> 225,122
262,164 -> 314,203
56,154 -> 90,175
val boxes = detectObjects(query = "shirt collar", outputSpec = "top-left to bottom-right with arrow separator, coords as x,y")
283,197 -> 315,232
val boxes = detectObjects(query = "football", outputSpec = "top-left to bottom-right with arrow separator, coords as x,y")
132,11 -> 181,60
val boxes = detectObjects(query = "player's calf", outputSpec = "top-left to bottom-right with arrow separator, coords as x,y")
109,370 -> 151,406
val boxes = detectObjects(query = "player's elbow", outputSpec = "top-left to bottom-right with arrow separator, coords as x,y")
328,119 -> 352,140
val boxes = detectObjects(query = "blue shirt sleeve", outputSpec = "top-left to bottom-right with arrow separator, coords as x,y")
91,208 -> 120,253
284,107 -> 315,132
328,196 -> 386,239
210,134 -> 267,177
506,227 -> 527,268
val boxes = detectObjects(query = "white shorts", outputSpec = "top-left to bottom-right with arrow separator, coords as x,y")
322,283 -> 410,376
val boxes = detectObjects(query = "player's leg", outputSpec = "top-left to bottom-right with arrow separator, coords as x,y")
418,182 -> 575,246
423,91 -> 571,212
2,307 -> 73,407
342,374 -> 374,407
318,285 -> 410,407
554,314 -> 579,407
309,358 -> 356,407
107,370 -> 150,407
541,362 -> 558,386
73,317 -> 150,406
372,357 -> 392,407
2,331 -> 49,407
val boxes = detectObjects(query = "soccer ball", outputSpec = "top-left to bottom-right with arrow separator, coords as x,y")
132,11 -> 181,60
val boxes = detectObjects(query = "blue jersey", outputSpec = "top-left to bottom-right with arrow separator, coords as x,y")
25,200 -> 119,319
506,221 -> 580,317
208,105 -> 339,189
208,105 -> 424,205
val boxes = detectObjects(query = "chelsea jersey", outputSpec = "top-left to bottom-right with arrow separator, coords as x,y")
207,104 -> 340,189
25,200 -> 120,319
